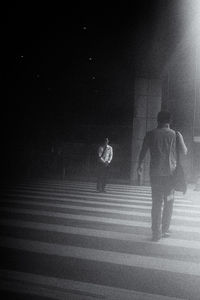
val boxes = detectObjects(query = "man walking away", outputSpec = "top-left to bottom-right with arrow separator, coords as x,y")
137,111 -> 187,241
96,138 -> 113,193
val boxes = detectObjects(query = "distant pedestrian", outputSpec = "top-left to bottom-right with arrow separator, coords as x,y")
96,138 -> 113,192
137,111 -> 187,241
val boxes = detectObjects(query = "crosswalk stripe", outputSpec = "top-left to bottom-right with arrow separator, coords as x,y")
1,218 -> 200,249
21,180 -> 188,197
1,206 -> 200,233
2,187 -> 153,200
2,199 -> 200,222
12,182 -> 152,192
3,180 -> 190,197
4,184 -> 190,202
0,269 -> 186,300
16,179 -> 152,189
3,195 -> 200,215
1,236 -> 200,276
0,279 -> 96,300
3,191 -> 198,208
1,179 -> 200,299
10,187 -> 161,200
25,179 -> 185,196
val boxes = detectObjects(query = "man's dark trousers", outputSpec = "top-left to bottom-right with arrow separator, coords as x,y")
97,163 -> 109,192
151,176 -> 174,237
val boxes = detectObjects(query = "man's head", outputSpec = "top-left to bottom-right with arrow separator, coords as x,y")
104,138 -> 109,145
157,110 -> 172,124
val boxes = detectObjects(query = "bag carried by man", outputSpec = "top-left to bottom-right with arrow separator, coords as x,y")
173,132 -> 187,194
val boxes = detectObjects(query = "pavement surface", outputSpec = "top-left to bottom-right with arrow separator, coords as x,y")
185,184 -> 200,204
0,179 -> 200,300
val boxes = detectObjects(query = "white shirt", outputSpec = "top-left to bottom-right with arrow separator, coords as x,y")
139,126 -> 187,177
98,145 -> 113,164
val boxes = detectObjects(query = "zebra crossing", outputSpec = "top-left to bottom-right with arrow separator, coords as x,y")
1,179 -> 200,299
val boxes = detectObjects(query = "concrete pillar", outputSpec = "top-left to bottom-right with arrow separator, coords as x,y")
130,78 -> 162,185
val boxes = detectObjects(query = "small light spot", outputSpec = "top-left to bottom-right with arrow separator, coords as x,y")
36,74 -> 40,78
92,76 -> 96,80
83,26 -> 87,30
20,55 -> 24,58
89,57 -> 92,61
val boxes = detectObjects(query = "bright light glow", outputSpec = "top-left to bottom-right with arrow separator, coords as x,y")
184,1 -> 200,143
182,0 -> 200,42
181,0 -> 200,82
173,0 -> 200,144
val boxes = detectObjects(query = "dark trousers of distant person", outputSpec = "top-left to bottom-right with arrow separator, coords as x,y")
150,176 -> 174,238
96,162 -> 109,192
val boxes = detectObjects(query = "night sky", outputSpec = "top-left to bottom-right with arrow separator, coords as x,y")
4,1 -> 182,145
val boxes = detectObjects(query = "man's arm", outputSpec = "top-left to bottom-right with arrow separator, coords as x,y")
137,134 -> 149,174
108,146 -> 113,164
177,132 -> 187,155
98,146 -> 105,163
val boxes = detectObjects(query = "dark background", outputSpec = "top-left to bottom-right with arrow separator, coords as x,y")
4,1 -> 180,131
3,1 -> 185,180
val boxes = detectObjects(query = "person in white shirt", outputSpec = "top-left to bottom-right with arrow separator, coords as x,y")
96,137 -> 113,192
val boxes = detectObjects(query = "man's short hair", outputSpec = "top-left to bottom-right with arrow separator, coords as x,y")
157,111 -> 171,123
